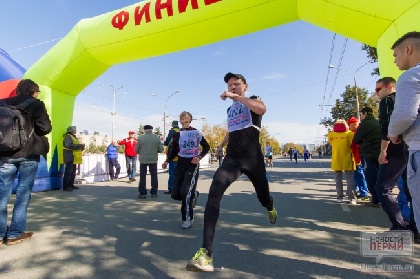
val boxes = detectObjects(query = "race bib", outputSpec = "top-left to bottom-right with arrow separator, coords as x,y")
178,130 -> 202,158
227,101 -> 253,132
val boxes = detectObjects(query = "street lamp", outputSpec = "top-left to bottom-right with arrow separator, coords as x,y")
151,90 -> 181,139
100,85 -> 125,140
328,65 -> 360,119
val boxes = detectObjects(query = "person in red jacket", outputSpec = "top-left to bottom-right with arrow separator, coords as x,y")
117,131 -> 138,182
348,117 -> 370,201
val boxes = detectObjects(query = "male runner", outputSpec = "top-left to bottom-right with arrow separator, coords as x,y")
186,72 -> 277,272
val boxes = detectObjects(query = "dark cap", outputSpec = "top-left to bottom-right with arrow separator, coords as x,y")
224,72 -> 247,84
67,126 -> 76,133
144,125 -> 153,130
171,120 -> 179,127
359,107 -> 373,114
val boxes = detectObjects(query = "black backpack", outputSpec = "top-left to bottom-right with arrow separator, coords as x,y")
0,98 -> 36,151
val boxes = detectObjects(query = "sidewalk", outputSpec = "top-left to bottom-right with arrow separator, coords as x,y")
1,159 -> 418,278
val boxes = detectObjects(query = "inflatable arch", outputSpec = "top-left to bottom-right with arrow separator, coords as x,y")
18,0 -> 420,191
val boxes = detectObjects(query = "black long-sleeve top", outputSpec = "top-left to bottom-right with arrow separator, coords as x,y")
166,126 -> 210,166
378,92 -> 407,157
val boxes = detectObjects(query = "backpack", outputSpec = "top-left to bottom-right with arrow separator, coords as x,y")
0,98 -> 36,151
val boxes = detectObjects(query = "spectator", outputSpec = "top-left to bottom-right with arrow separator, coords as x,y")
135,125 -> 164,198
353,107 -> 381,207
118,131 -> 138,183
0,79 -> 51,245
388,31 -> 420,241
163,120 -> 179,194
328,119 -> 357,204
107,140 -> 121,181
348,117 -> 369,200
62,126 -> 85,192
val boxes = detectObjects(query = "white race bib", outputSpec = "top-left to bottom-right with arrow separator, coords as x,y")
227,101 -> 253,132
178,130 -> 202,158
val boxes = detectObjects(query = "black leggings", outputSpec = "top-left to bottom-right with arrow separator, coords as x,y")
171,164 -> 199,221
202,155 -> 273,255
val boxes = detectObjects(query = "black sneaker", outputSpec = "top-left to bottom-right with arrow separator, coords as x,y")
63,188 -> 73,192
164,191 -> 172,194
138,194 -> 147,198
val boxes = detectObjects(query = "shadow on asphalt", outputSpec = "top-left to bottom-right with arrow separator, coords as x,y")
2,158 -> 417,278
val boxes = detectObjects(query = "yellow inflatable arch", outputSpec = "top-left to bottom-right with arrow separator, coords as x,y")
24,0 -> 420,188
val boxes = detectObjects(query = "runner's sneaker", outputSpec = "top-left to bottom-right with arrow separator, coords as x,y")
192,190 -> 199,208
186,248 -> 214,272
182,219 -> 194,229
350,199 -> 357,205
268,207 -> 277,224
336,198 -> 344,203
358,196 -> 370,201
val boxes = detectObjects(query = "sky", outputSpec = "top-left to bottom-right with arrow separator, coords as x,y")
1,0 -> 379,145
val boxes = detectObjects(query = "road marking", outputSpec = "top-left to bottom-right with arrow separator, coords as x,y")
341,204 -> 350,211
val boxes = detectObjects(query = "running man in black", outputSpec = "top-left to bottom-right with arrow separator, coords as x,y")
186,73 -> 278,272
162,111 -> 210,229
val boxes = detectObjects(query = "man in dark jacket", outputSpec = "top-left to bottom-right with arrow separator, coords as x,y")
163,120 -> 179,194
375,77 -> 412,230
353,106 -> 381,207
0,79 -> 52,246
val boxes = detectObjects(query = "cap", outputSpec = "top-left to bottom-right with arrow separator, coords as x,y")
359,107 -> 373,114
171,120 -> 179,127
144,125 -> 153,130
67,126 -> 76,133
347,117 -> 359,124
224,72 -> 247,84
128,130 -> 135,134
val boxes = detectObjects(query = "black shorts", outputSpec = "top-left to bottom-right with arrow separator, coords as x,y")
265,155 -> 272,159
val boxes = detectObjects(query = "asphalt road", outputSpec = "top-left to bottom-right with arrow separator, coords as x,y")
1,158 -> 419,278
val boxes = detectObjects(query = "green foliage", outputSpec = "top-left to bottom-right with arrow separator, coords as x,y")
320,85 -> 379,130
361,44 -> 380,76
138,124 -> 144,136
85,143 -> 108,154
153,127 -> 162,137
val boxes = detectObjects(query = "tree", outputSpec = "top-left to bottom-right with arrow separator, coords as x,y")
153,127 -> 162,137
320,85 -> 379,130
361,44 -> 379,76
137,124 -> 144,136
201,122 -> 228,152
283,142 -> 303,154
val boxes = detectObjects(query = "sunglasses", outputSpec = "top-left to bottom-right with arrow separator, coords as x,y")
375,85 -> 389,93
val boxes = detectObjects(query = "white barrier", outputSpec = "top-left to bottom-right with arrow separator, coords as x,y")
79,153 -> 211,183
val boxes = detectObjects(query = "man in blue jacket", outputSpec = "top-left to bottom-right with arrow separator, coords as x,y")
107,141 -> 121,181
